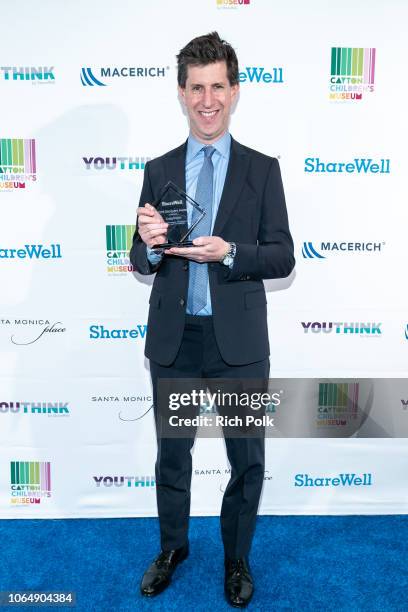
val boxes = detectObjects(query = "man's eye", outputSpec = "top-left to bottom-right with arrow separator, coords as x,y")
214,84 -> 224,89
192,86 -> 201,91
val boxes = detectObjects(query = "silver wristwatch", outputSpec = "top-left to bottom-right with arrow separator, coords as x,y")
221,242 -> 236,267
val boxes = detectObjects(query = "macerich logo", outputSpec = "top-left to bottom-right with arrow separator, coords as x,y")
106,225 -> 135,274
302,241 -> 384,259
89,324 -> 147,339
294,472 -> 372,487
0,401 -> 69,417
0,244 -> 62,259
83,156 -> 149,171
81,65 -> 169,86
304,157 -> 390,174
329,47 -> 375,101
317,383 -> 359,427
10,461 -> 51,505
238,67 -> 283,84
1,66 -> 55,83
0,138 -> 37,190
301,322 -> 382,336
93,475 -> 155,488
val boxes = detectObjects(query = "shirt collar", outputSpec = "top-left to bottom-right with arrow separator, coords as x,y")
186,131 -> 231,163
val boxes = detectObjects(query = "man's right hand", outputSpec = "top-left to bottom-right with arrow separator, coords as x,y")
137,203 -> 168,248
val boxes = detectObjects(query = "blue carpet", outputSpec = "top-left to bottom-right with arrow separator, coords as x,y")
0,515 -> 406,611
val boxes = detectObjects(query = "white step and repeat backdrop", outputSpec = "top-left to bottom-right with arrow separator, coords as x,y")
1,0 -> 407,518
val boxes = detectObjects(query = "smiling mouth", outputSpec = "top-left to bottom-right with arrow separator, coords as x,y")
198,110 -> 219,118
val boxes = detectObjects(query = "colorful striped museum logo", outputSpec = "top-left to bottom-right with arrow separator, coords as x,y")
0,138 -> 37,190
217,0 -> 250,7
10,461 -> 51,505
317,383 -> 359,428
329,47 -> 376,101
106,224 -> 135,275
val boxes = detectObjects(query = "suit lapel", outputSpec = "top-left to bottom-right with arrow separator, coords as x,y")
164,141 -> 187,192
213,137 -> 250,236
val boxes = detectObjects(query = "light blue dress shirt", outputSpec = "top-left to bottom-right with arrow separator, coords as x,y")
147,131 -> 231,315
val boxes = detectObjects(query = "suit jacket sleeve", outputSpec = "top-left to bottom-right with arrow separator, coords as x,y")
129,161 -> 162,275
225,157 -> 295,281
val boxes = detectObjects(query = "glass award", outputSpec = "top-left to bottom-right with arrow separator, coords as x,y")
151,180 -> 206,249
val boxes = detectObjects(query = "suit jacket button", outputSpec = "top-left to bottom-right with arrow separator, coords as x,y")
180,298 -> 185,306
182,263 -> 188,271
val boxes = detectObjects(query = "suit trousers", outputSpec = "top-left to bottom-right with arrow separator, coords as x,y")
149,314 -> 270,559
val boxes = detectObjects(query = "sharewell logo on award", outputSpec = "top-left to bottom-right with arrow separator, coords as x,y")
329,47 -> 376,101
0,138 -> 37,190
10,461 -> 52,505
106,225 -> 135,274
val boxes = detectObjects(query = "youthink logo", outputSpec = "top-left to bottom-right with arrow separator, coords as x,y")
301,322 -> 382,336
93,476 -> 155,488
83,157 -> 149,171
302,241 -> 384,259
0,66 -> 55,83
81,65 -> 169,86
304,158 -> 390,174
0,401 -> 69,416
294,473 -> 373,487
238,67 -> 283,84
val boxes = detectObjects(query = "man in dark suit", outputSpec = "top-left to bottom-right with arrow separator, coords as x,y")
130,32 -> 294,608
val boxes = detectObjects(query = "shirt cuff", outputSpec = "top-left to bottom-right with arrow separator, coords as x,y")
146,246 -> 163,265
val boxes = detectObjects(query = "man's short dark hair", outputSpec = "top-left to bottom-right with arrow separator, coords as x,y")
177,31 -> 239,88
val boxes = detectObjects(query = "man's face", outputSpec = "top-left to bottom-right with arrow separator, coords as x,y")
179,60 -> 239,143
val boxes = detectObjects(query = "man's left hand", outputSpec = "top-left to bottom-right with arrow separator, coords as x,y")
164,236 -> 229,263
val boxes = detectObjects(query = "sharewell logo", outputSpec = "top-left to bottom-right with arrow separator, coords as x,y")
302,241 -> 384,259
80,65 -> 169,86
0,138 -> 37,190
294,472 -> 373,487
238,67 -> 283,85
10,461 -> 51,505
304,158 -> 390,174
329,47 -> 375,101
106,225 -> 135,274
0,244 -> 62,260
89,323 -> 147,340
317,383 -> 359,428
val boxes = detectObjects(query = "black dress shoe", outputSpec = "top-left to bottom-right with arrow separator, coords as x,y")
140,544 -> 189,597
224,557 -> 254,608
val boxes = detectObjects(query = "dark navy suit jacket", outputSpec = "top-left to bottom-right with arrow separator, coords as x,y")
130,137 -> 295,366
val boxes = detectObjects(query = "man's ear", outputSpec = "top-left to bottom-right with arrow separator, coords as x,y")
178,85 -> 186,104
231,83 -> 239,102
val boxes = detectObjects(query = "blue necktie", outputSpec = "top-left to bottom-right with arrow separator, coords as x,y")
187,146 -> 215,315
